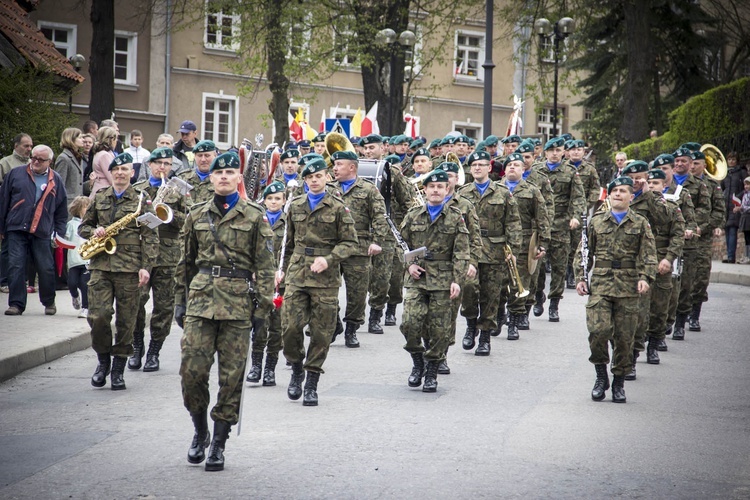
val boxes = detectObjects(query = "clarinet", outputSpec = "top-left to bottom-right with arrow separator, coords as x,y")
580,212 -> 591,294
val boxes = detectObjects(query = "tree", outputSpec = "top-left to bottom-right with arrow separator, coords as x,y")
89,0 -> 115,124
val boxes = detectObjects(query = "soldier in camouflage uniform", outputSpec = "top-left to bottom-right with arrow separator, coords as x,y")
279,149 -> 301,187
575,177 -> 656,404
688,149 -> 726,331
130,147 -> 188,372
174,151 -> 275,471
399,169 -> 469,392
79,152 -> 158,391
178,140 -> 216,205
458,150 -> 522,356
279,157 -> 358,406
532,137 -> 586,322
330,150 -> 388,347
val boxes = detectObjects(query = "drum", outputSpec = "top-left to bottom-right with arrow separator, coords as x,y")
358,159 -> 388,189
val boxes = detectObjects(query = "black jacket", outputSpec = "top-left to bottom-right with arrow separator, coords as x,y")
721,165 -> 748,228
0,164 -> 68,238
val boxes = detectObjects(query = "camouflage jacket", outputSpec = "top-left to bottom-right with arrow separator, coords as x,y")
266,210 -> 286,288
333,177 -> 389,257
178,169 -> 214,205
668,175 -> 710,249
457,181 -> 522,263
701,176 -> 726,238
381,165 -> 415,230
174,199 -> 275,319
133,179 -> 188,267
575,209 -> 657,297
445,193 -> 482,268
399,204 -> 470,290
523,168 -> 555,230
630,191 -> 685,263
499,178 -> 551,250
566,159 -> 601,209
282,193 -> 358,288
532,161 -> 586,235
664,184 -> 696,234
79,185 -> 158,273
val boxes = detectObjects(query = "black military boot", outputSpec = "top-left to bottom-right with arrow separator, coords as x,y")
143,339 -> 164,372
205,420 -> 231,471
91,353 -> 111,388
438,349 -> 451,375
287,362 -> 305,400
591,364 -> 609,401
665,323 -> 673,336
688,303 -> 702,331
422,360 -> 439,393
408,352 -> 425,387
533,291 -> 546,317
611,375 -> 626,403
110,356 -> 127,391
262,354 -> 278,386
475,329 -> 491,356
656,338 -> 668,352
245,351 -> 263,383
492,304 -> 507,336
647,337 -> 660,364
507,314 -> 519,340
303,371 -> 320,406
518,306 -> 531,330
625,350 -> 638,380
672,313 -> 687,340
384,304 -> 397,326
128,331 -> 144,370
344,322 -> 360,348
548,298 -> 560,322
368,308 -> 384,334
330,316 -> 344,343
565,265 -> 576,289
187,410 -> 210,464
462,318 -> 478,350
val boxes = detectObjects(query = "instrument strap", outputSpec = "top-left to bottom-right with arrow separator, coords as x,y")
206,211 -> 235,270
384,163 -> 392,216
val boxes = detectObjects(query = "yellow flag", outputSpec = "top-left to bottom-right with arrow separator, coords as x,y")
351,107 -> 363,136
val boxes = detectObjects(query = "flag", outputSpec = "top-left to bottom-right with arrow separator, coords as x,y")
455,59 -> 464,76
319,110 -> 326,132
404,113 -> 418,138
360,102 -> 379,136
289,111 -> 302,141
598,187 -> 608,201
351,108 -> 363,137
733,194 -> 742,207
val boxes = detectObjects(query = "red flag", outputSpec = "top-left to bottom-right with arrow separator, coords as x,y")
360,102 -> 379,136
289,112 -> 302,142
598,187 -> 607,201
732,194 -> 742,207
319,110 -> 326,133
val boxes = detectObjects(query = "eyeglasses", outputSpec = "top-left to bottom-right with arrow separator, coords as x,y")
31,157 -> 51,163
150,160 -> 172,166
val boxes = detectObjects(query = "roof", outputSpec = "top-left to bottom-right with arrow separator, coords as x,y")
0,0 -> 84,84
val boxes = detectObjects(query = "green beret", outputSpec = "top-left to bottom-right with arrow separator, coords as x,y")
544,137 -> 566,151
456,135 -> 470,144
393,134 -> 410,145
483,135 -> 499,146
192,140 -> 216,153
691,151 -> 705,161
503,152 -> 524,167
381,136 -> 390,143
360,134 -> 383,146
468,138 -> 476,146
607,176 -> 634,194
466,150 -> 491,165
474,142 -> 487,152
412,147 -> 430,161
531,138 -> 542,146
109,152 -> 133,170
564,139 -> 586,150
501,134 -> 522,144
515,139 -> 534,154
384,154 -> 401,165
410,138 -> 426,149
680,142 -> 701,152
443,136 -> 458,145
673,147 -> 692,159
210,151 -> 241,172
280,149 -> 300,161
560,133 -> 574,142
300,157 -> 327,177
331,150 -> 358,162
263,181 -> 286,199
653,154 -> 674,166
312,133 -> 327,143
428,139 -> 441,149
438,162 -> 460,174
647,169 -> 667,180
298,153 -> 324,167
298,140 -> 311,148
148,147 -> 173,162
422,169 -> 449,186
622,160 -> 650,175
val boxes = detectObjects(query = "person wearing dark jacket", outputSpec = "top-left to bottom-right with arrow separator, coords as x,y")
0,145 -> 68,315
721,152 -> 747,263
173,120 -> 199,171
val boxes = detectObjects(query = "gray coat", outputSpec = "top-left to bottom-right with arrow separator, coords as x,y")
54,148 -> 83,199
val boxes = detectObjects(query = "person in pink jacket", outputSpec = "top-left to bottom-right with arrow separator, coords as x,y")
89,127 -> 118,198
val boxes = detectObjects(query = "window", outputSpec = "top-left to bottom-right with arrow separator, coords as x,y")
114,31 -> 137,85
203,93 -> 239,149
454,31 -> 484,80
537,106 -> 565,142
286,12 -> 312,59
205,4 -> 240,51
38,22 -> 77,58
452,122 -> 482,139
540,36 -> 568,64
333,17 -> 357,66
584,109 -> 593,122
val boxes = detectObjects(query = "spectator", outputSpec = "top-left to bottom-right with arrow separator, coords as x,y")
738,177 -> 750,264
125,129 -> 150,183
81,133 -> 95,196
54,127 -> 85,198
82,120 -> 99,136
173,120 -> 198,170
0,133 -> 33,186
721,152 -> 747,263
0,145 -> 68,315
100,119 -> 123,154
89,127 -> 118,197
153,133 -> 185,176
65,196 -> 91,318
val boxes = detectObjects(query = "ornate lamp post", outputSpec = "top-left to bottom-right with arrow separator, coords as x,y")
376,28 -> 416,135
533,17 -> 575,138
68,54 -> 86,114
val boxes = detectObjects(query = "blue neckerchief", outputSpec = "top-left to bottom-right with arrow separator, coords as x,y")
266,209 -> 282,227
633,190 -> 642,199
522,170 -> 532,180
149,176 -> 162,187
475,180 -> 491,196
196,170 -> 210,182
114,189 -> 126,199
674,173 -> 689,185
307,191 -> 326,211
663,186 -> 670,194
283,173 -> 298,184
303,183 -> 310,193
611,210 -> 627,224
505,179 -> 520,193
571,160 -> 582,168
546,161 -> 561,171
214,192 -> 239,215
459,156 -> 466,163
398,153 -> 406,161
427,201 -> 445,222
444,194 -> 453,203
340,178 -> 356,193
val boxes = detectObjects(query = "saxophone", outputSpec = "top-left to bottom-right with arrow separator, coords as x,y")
152,173 -> 175,223
79,192 -> 144,260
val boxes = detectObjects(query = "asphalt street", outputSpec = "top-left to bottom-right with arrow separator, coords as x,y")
1,283 -> 749,499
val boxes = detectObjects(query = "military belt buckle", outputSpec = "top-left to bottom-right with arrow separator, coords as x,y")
211,265 -> 221,277
424,251 -> 434,261
480,229 -> 488,237
304,247 -> 314,256
611,260 -> 621,269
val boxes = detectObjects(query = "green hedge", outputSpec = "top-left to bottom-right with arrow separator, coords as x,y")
623,77 -> 750,160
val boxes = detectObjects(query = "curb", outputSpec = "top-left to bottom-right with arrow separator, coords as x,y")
710,270 -> 750,287
0,330 -> 91,383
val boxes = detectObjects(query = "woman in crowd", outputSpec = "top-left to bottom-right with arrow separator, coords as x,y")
54,128 -> 84,198
89,126 -> 118,197
737,177 -> 750,264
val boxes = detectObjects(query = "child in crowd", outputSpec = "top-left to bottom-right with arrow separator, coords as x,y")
125,129 -> 150,182
65,196 -> 91,318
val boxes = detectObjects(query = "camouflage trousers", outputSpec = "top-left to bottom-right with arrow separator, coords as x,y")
567,226 -> 583,269
634,287 -> 651,353
675,248 -> 698,317
536,232 -> 570,300
368,247 -> 394,311
281,285 -> 338,374
341,255 -> 372,326
387,248 -> 405,306
401,287 -> 453,362
252,301 -> 282,356
134,265 -> 176,342
508,236 -> 540,314
461,263 -> 510,331
646,271 -> 673,342
586,294 -> 639,377
180,316 -> 251,425
690,242 -> 713,306
88,270 -> 140,358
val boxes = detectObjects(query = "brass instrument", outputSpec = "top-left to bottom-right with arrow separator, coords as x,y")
504,244 -> 529,298
445,151 -> 466,186
528,230 -> 539,274
700,143 -> 727,181
152,173 -> 175,223
324,132 -> 355,168
408,172 -> 430,207
79,192 -> 144,260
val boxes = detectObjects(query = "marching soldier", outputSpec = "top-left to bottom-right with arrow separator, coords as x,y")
575,177 -> 656,404
79,152 -> 158,390
174,151 -> 275,471
178,140 -> 217,205
130,147 -> 188,372
399,169 -> 469,392
279,149 -> 301,186
483,135 -> 500,158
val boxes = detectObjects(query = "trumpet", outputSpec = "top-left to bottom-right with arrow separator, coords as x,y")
408,173 -> 428,207
152,173 -> 175,223
504,244 -> 529,298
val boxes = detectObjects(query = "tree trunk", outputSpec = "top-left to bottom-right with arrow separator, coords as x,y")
620,0 -> 652,144
89,0 -> 115,123
265,0 -> 290,146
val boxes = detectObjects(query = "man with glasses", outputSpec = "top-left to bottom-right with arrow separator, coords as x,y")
0,145 -> 68,315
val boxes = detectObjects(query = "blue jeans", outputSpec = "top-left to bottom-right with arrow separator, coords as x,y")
0,237 -> 8,286
6,231 -> 56,312
726,226 -> 738,261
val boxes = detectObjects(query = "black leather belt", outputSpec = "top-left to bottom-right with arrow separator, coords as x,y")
594,260 -> 636,269
480,229 -> 506,239
424,251 -> 451,261
199,266 -> 252,279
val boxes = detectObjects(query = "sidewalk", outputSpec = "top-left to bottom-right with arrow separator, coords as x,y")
2,261 -> 749,383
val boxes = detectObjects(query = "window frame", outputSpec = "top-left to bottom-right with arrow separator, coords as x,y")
333,16 -> 358,67
454,29 -> 485,81
38,21 -> 77,59
114,30 -> 138,86
452,121 -> 483,140
204,4 -> 241,52
201,92 -> 240,150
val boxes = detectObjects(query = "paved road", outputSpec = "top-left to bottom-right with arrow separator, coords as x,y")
1,283 -> 749,499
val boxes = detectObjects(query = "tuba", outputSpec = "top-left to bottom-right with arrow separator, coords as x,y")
152,173 -> 175,223
324,132 -> 355,168
700,144 -> 727,181
445,152 -> 466,186
79,192 -> 144,260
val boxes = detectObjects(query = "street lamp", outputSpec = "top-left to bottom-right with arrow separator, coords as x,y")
68,54 -> 85,114
376,28 -> 416,135
534,17 -> 575,138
